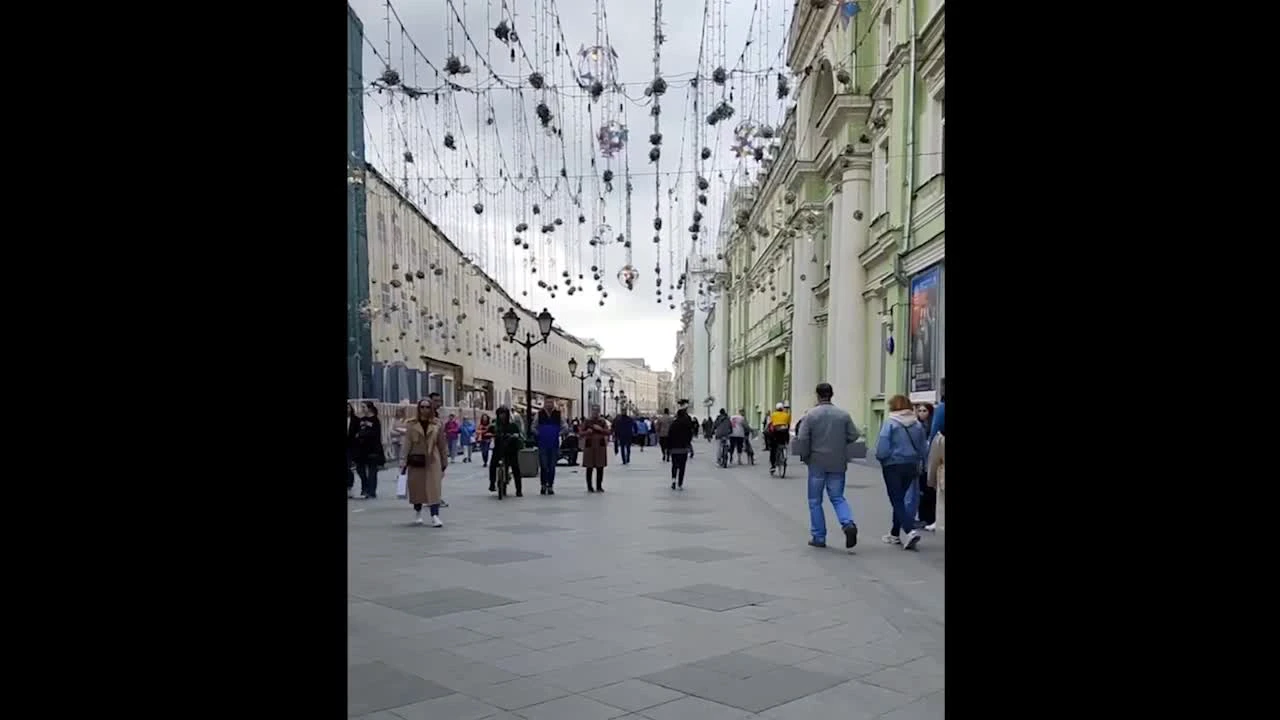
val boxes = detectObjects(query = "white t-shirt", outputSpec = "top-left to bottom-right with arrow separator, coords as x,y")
729,414 -> 745,437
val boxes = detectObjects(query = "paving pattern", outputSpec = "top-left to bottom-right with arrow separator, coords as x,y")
349,443 -> 945,719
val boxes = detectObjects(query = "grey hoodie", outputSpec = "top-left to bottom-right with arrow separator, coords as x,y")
792,401 -> 861,473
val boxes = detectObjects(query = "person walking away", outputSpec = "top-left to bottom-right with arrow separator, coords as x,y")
459,416 -> 476,463
488,406 -> 525,496
703,417 -> 714,441
634,416 -> 649,453
476,413 -> 493,467
581,407 -> 610,492
401,398 -> 449,526
388,404 -> 409,465
767,402 -> 792,475
913,403 -> 937,530
347,404 -> 359,498
792,383 -> 861,549
353,401 -> 386,499
612,408 -> 634,465
729,409 -> 747,463
712,409 -> 733,465
655,409 -> 674,461
875,394 -> 928,550
667,408 -> 697,489
444,414 -> 461,459
927,426 -> 944,530
534,405 -> 563,494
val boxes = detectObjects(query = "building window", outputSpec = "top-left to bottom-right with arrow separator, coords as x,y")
875,138 -> 890,218
938,95 -> 945,175
878,297 -> 888,393
442,377 -> 455,407
879,8 -> 894,68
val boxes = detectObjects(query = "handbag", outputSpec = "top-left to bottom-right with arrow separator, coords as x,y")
899,423 -> 926,472
406,453 -> 427,467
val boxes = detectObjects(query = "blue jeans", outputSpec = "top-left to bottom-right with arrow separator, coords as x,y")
617,439 -> 632,464
882,463 -> 917,537
447,436 -> 459,458
478,439 -> 491,464
807,468 -> 854,543
538,444 -> 558,486
903,475 -> 919,524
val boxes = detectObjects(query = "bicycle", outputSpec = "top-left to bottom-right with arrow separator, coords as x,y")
494,456 -> 512,499
771,439 -> 788,478
717,438 -> 730,468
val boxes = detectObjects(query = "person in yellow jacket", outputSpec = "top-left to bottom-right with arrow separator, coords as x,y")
766,402 -> 792,474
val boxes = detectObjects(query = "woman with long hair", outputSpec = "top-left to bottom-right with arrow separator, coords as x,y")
352,401 -> 386,499
914,402 -> 937,531
401,398 -> 449,526
875,395 -> 929,550
475,413 -> 492,467
581,406 -> 610,492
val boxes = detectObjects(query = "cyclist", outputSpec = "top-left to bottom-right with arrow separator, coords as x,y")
712,409 -> 733,467
766,402 -> 792,474
487,406 -> 525,497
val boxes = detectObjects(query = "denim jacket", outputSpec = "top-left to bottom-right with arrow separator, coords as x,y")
875,412 -> 928,467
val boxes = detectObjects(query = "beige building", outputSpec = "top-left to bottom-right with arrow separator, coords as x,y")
364,165 -> 603,417
599,358 -> 662,416
656,371 -> 675,414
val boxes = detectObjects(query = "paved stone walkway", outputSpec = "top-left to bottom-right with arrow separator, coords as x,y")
349,440 -> 944,720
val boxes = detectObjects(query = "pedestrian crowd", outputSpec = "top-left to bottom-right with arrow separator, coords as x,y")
346,380 -> 945,552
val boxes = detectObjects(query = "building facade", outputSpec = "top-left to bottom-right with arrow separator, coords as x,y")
656,371 -> 675,414
599,358 -> 663,417
347,4 -> 374,399
362,165 -> 602,416
718,0 -> 944,439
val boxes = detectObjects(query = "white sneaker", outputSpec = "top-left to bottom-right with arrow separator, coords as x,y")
881,534 -> 902,545
414,512 -> 423,525
924,522 -> 937,532
903,530 -> 921,550
431,515 -> 443,528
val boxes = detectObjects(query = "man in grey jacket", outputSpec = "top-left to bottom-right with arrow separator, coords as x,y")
792,382 -> 861,550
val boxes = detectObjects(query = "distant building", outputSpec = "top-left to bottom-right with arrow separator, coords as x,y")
347,4 -> 373,398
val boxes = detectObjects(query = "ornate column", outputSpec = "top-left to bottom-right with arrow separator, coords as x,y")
789,214 -> 820,408
827,160 -> 871,417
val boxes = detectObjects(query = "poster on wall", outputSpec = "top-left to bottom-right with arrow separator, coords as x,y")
910,265 -> 941,394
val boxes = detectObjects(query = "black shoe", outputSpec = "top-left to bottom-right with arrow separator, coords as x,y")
843,523 -> 859,549
489,484 -> 496,492
515,490 -> 523,497
547,488 -> 554,495
540,486 -> 547,495
808,539 -> 827,548
671,481 -> 677,489
587,484 -> 595,492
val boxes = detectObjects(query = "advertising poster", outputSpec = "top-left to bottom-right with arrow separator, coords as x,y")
910,265 -> 940,393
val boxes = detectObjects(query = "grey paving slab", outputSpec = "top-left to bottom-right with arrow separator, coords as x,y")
514,693 -> 631,720
349,448 -> 942,720
438,549 -> 552,565
649,547 -> 751,563
348,661 -> 454,717
583,680 -> 687,712
385,693 -> 501,720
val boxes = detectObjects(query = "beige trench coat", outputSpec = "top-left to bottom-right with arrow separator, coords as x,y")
926,433 -> 944,492
403,417 -> 448,506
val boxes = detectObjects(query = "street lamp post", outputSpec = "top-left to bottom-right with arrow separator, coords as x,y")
594,377 -> 602,418
567,356 -> 596,421
607,377 -> 615,414
503,307 -> 555,438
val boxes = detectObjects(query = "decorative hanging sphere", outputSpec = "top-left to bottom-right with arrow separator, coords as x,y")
597,120 -> 628,157
576,45 -> 619,91
616,264 -> 639,291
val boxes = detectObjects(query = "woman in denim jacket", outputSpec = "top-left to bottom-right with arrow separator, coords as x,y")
875,394 -> 929,551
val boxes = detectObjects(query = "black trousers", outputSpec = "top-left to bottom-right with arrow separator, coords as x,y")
670,452 -> 688,485
354,461 -> 380,497
659,436 -> 670,460
489,450 -> 522,494
586,466 -> 604,489
918,472 -> 937,524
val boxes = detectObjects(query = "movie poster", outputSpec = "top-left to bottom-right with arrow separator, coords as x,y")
910,265 -> 941,393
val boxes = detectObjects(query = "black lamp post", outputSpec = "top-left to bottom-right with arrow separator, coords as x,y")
567,356 -> 596,420
503,307 -> 555,438
594,377 -> 602,417
607,377 -> 615,414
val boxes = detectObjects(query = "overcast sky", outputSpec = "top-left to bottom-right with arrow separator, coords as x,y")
352,0 -> 790,371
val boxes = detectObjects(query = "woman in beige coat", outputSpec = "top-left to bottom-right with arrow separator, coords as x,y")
401,398 -> 449,527
580,406 -> 610,493
926,432 -> 944,529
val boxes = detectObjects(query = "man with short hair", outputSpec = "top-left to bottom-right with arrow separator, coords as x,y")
655,408 -> 674,462
792,382 -> 861,550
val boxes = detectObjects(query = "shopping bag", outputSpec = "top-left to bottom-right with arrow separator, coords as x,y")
396,472 -> 408,499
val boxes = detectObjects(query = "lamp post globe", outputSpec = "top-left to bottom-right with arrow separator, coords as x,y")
536,308 -> 554,338
568,357 -> 578,376
501,308 -> 520,339
586,357 -> 597,376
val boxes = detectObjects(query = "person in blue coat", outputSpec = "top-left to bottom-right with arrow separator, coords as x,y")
875,394 -> 929,551
534,405 -> 563,494
459,417 -> 476,463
